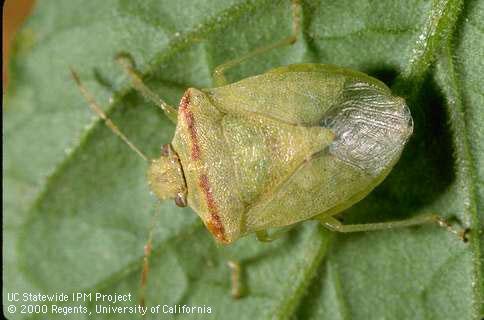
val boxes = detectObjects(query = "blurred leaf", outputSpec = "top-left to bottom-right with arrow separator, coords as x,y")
4,0 -> 483,319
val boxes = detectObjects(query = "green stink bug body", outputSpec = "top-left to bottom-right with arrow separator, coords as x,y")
71,0 -> 467,300
148,63 -> 412,244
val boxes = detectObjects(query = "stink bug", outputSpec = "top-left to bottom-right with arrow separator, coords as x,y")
71,0 -> 467,299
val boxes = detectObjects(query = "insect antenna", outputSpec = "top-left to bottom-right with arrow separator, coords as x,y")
70,68 -> 148,161
115,53 -> 178,124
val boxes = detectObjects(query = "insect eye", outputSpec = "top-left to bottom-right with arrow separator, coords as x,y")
174,193 -> 187,207
161,144 -> 171,157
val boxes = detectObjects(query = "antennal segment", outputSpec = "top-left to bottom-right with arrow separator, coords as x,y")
70,68 -> 148,161
116,53 -> 178,124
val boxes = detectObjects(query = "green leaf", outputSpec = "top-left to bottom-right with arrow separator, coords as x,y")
4,0 -> 483,319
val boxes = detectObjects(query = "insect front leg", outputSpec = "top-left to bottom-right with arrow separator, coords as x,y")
138,204 -> 162,307
139,234 -> 152,307
212,0 -> 301,86
115,52 -> 178,124
218,248 -> 244,299
227,260 -> 243,299
316,214 -> 469,242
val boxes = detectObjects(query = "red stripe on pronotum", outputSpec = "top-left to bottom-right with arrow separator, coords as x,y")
199,173 -> 227,243
179,91 -> 201,160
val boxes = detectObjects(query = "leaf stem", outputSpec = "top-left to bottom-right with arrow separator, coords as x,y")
394,0 -> 464,96
436,41 -> 483,320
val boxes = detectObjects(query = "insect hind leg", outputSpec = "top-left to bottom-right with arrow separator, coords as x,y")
316,214 -> 469,242
212,0 -> 302,86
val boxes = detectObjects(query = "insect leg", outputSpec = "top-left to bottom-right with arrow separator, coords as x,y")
70,68 -> 148,161
255,230 -> 273,242
255,225 -> 295,242
212,0 -> 301,86
217,244 -> 245,298
139,203 -> 162,307
139,233 -> 152,308
227,260 -> 243,299
316,214 -> 469,242
217,252 -> 244,298
116,52 -> 178,124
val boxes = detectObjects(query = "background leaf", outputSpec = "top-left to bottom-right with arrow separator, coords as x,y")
4,0 -> 483,319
